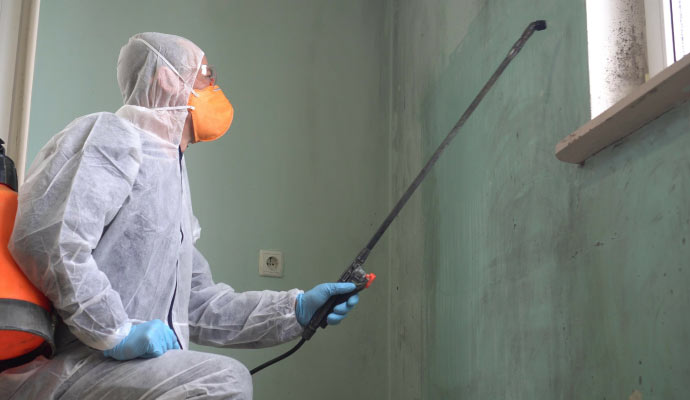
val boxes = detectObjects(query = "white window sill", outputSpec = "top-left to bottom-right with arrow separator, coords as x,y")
555,53 -> 690,164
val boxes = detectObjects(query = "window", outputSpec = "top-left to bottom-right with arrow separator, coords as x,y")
646,0 -> 690,76
666,1 -> 690,63
644,0 -> 690,77
557,0 -> 690,163
644,0 -> 673,77
586,0 -> 649,118
587,0 -> 690,117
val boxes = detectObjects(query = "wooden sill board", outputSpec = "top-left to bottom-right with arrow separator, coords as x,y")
555,53 -> 690,164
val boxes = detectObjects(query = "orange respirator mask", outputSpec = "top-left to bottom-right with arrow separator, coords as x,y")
187,85 -> 234,142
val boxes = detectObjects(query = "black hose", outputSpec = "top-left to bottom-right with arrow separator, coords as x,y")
250,339 -> 306,375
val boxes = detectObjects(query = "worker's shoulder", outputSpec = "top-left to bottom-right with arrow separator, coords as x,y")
67,111 -> 135,132
28,112 -> 143,180
36,112 -> 143,165
60,112 -> 143,146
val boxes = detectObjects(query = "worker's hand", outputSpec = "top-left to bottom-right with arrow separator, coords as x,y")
295,283 -> 359,327
103,319 -> 180,360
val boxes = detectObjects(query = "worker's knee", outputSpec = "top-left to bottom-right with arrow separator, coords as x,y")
219,356 -> 252,398
144,350 -> 253,399
193,353 -> 252,399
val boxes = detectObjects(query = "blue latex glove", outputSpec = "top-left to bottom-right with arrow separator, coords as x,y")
295,282 -> 360,327
103,319 -> 180,360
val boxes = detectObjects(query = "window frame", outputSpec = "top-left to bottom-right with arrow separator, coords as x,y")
645,0 -> 675,77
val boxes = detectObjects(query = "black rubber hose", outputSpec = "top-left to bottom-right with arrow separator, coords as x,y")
249,339 -> 306,375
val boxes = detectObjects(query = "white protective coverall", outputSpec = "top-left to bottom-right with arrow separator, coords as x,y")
0,32 -> 303,399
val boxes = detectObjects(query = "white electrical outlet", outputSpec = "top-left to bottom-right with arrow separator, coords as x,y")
259,250 -> 283,277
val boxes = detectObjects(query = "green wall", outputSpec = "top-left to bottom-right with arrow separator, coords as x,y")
389,0 -> 690,398
29,2 -> 389,399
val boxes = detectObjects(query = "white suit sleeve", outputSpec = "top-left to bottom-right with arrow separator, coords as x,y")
188,247 -> 304,348
9,114 -> 142,350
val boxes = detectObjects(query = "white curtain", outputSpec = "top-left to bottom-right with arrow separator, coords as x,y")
0,0 -> 40,185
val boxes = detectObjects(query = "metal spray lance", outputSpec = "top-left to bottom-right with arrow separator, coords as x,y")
250,19 -> 548,375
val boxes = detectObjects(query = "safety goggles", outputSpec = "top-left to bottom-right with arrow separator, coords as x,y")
199,64 -> 217,85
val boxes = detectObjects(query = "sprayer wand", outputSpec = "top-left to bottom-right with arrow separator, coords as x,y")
250,19 -> 547,375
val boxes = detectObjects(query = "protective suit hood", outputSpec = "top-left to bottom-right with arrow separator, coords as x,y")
116,32 -> 204,146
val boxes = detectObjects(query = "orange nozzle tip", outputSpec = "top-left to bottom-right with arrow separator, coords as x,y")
365,273 -> 376,288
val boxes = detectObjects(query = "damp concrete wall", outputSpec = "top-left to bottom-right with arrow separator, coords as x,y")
28,2 -> 390,399
388,0 -> 690,399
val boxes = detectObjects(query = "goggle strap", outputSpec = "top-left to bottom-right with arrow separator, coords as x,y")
153,105 -> 194,111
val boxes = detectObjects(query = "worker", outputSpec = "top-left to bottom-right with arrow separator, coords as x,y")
0,32 -> 359,399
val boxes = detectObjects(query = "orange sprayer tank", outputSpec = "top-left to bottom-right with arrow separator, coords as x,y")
0,139 -> 55,371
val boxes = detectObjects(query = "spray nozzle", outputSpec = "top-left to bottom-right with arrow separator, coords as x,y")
534,20 -> 547,31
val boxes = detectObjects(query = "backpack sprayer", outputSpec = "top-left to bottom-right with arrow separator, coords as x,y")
250,20 -> 548,375
0,139 -> 56,372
